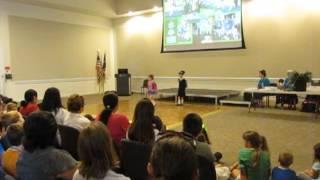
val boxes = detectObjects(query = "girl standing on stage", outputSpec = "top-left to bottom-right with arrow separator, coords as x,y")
147,74 -> 157,105
177,70 -> 187,106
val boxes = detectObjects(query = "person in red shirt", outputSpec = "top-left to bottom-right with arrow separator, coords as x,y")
19,89 -> 39,116
97,92 -> 129,146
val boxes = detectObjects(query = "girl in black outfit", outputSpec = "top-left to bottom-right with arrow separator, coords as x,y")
177,70 -> 187,106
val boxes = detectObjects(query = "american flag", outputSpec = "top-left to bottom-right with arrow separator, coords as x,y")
96,52 -> 107,92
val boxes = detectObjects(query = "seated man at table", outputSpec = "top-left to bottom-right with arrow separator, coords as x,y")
276,70 -> 298,110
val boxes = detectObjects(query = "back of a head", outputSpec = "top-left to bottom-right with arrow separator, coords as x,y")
100,92 -> 119,125
23,111 -> 57,152
41,87 -> 62,112
149,136 -> 197,180
278,152 -> 293,168
243,131 -> 261,149
314,143 -> 320,161
129,98 -> 155,144
21,89 -> 37,108
78,121 -> 114,179
67,94 -> 84,113
7,123 -> 24,146
0,111 -> 24,130
6,102 -> 18,112
183,113 -> 203,137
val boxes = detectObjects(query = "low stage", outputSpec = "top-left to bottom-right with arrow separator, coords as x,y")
158,88 -> 240,105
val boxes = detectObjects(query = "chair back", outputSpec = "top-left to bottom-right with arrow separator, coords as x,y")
142,79 -> 148,88
58,125 -> 80,160
120,139 -> 152,180
197,155 -> 217,180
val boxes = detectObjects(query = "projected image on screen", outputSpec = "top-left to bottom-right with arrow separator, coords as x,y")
162,0 -> 244,52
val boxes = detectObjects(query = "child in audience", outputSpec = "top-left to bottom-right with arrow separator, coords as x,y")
73,122 -> 129,180
19,89 -> 39,116
177,70 -> 187,106
183,113 -> 221,163
147,135 -> 198,180
41,87 -> 69,125
64,94 -> 90,132
272,152 -> 297,180
231,131 -> 271,180
2,123 -> 24,178
128,98 -> 160,144
298,143 -> 320,180
147,74 -> 157,105
16,111 -> 77,180
97,92 -> 129,146
6,102 -> 18,112
0,111 -> 24,150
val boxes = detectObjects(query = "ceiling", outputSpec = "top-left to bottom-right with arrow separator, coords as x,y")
3,0 -> 162,18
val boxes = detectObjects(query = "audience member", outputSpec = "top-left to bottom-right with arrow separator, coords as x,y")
2,124 -> 24,178
41,87 -> 69,125
0,111 -> 24,150
6,102 -> 18,112
19,89 -> 39,117
73,122 -> 129,180
298,143 -> 320,180
183,113 -> 220,163
272,152 -> 297,180
16,111 -> 77,180
127,98 -> 159,144
64,94 -> 90,132
231,131 -> 271,180
147,134 -> 198,180
97,92 -> 129,146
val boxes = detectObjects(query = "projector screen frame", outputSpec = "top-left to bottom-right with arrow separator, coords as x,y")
161,0 -> 246,53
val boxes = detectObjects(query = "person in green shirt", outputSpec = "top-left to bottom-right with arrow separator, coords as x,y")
231,131 -> 271,180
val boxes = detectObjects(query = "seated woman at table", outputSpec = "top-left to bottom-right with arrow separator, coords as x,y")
254,70 -> 271,106
258,70 -> 271,89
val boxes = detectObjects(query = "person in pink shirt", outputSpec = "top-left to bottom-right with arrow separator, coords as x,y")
147,74 -> 158,105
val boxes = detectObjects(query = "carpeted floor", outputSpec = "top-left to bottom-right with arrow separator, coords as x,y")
198,107 -> 320,172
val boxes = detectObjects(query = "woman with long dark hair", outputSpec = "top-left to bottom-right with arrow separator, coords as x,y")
97,92 -> 129,145
127,98 -> 158,144
41,87 -> 69,125
19,89 -> 39,116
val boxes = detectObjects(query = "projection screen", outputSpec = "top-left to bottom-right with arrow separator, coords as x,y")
162,0 -> 245,52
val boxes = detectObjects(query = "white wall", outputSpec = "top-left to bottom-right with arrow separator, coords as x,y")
0,0 -> 117,101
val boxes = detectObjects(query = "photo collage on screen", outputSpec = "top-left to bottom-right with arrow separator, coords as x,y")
163,0 -> 242,47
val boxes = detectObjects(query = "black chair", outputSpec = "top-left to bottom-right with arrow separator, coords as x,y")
58,125 -> 80,160
120,139 -> 152,180
141,79 -> 149,95
197,155 -> 217,180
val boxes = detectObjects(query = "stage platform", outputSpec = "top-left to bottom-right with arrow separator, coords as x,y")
158,88 -> 240,105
